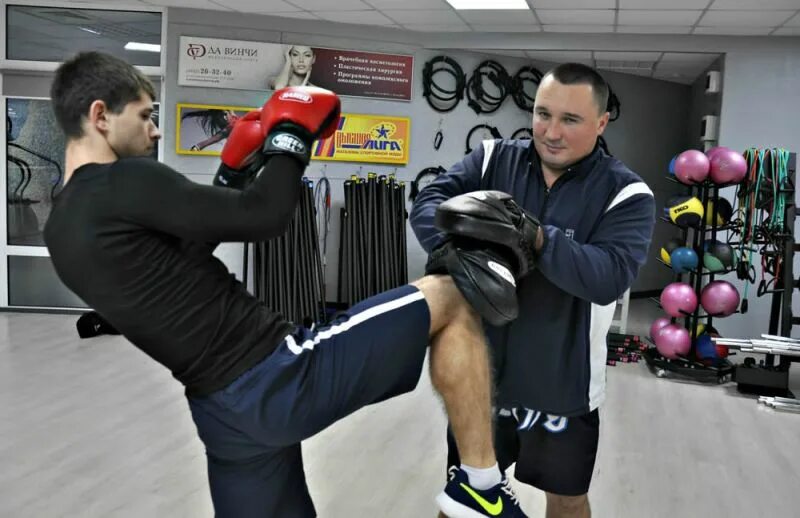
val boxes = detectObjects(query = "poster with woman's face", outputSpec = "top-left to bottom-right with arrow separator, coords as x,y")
178,37 -> 413,101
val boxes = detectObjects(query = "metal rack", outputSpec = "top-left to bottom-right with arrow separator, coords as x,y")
644,169 -> 740,383
732,152 -> 797,397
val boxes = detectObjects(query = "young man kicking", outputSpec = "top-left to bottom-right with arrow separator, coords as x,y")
44,51 -> 530,517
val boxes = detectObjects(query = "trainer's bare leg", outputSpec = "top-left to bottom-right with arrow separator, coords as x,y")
411,275 -> 495,469
546,493 -> 590,518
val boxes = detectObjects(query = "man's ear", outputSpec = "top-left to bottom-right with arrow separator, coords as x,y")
597,111 -> 610,136
88,100 -> 111,133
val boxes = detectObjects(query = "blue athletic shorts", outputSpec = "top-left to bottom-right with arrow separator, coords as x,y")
187,284 -> 430,517
447,407 -> 600,496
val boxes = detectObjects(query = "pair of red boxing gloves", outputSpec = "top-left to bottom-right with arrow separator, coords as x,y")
213,86 -> 341,189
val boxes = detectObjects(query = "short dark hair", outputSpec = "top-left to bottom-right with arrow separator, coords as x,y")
50,51 -> 156,138
543,63 -> 609,115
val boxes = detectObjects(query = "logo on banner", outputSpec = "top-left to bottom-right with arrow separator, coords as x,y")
311,113 -> 409,165
187,42 -> 258,59
366,122 -> 402,151
187,43 -> 206,59
335,122 -> 403,152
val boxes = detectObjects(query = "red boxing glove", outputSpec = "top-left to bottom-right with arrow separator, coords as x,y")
260,86 -> 341,167
214,110 -> 264,189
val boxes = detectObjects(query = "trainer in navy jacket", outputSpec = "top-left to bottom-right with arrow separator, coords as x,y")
411,138 -> 656,416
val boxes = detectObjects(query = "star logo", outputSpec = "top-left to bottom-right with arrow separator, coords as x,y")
374,124 -> 390,139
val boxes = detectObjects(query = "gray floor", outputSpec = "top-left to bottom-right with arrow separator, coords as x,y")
1,302 -> 799,518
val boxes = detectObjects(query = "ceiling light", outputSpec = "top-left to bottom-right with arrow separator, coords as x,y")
79,26 -> 101,35
125,42 -> 161,53
446,0 -> 529,9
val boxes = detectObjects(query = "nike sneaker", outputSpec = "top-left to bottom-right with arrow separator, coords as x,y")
436,466 -> 527,517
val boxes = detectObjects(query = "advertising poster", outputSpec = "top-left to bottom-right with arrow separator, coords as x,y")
176,103 -> 410,165
312,114 -> 410,165
178,36 -> 413,101
176,103 -> 254,156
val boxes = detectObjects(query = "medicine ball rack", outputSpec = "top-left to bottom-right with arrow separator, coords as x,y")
644,167 -> 742,384
646,151 -> 799,395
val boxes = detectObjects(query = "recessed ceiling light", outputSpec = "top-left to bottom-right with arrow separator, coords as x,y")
446,0 -> 529,9
124,42 -> 161,53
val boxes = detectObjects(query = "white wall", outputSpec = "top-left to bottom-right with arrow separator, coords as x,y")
713,46 -> 800,339
165,8 -> 704,300
164,9 -> 531,300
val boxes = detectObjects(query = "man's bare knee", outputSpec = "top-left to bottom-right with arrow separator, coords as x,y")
411,275 -> 474,336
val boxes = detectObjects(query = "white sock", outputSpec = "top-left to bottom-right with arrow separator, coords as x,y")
461,463 -> 501,490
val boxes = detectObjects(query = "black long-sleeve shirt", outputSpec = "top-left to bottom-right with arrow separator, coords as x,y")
44,156 -> 303,396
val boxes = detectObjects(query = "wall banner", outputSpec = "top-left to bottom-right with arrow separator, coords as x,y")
176,103 -> 254,156
312,114 -> 410,165
176,103 -> 410,165
178,36 -> 413,101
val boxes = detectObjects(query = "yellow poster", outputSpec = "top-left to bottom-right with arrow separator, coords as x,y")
176,102 -> 255,156
312,113 -> 410,165
177,104 -> 410,165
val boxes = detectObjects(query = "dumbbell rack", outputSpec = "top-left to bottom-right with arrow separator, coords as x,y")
729,152 -> 797,397
643,165 -> 741,383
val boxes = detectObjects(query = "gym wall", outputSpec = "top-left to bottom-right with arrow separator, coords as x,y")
714,45 -> 800,339
688,56 -> 724,149
163,8 -> 531,300
164,7 -> 698,301
588,67 -> 692,294
8,6 -> 798,320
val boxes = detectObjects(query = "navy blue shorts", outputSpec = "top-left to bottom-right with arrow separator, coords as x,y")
447,408 -> 600,496
187,285 -> 430,518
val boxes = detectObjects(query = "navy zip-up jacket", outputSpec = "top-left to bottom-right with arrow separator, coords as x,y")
411,139 -> 656,416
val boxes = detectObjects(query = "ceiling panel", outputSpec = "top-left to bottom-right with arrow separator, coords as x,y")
488,50 -> 528,57
620,0 -> 709,7
313,10 -> 396,24
531,0 -> 615,7
403,23 -> 471,31
43,0 -> 793,83
694,25 -> 774,34
773,27 -> 800,35
141,0 -> 224,8
268,11 -> 322,19
291,0 -> 372,8
526,50 -> 594,60
382,9 -> 464,23
709,0 -> 800,9
594,51 -> 663,60
617,25 -> 693,33
470,24 -> 542,31
785,12 -> 800,26
213,0 -> 300,11
659,52 -> 718,64
699,9 -> 795,26
536,9 -> 615,24
457,9 -> 537,24
542,24 -> 615,32
365,0 -> 453,8
617,10 -> 703,25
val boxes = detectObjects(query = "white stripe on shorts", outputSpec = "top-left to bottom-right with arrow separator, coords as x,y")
284,290 -> 426,355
